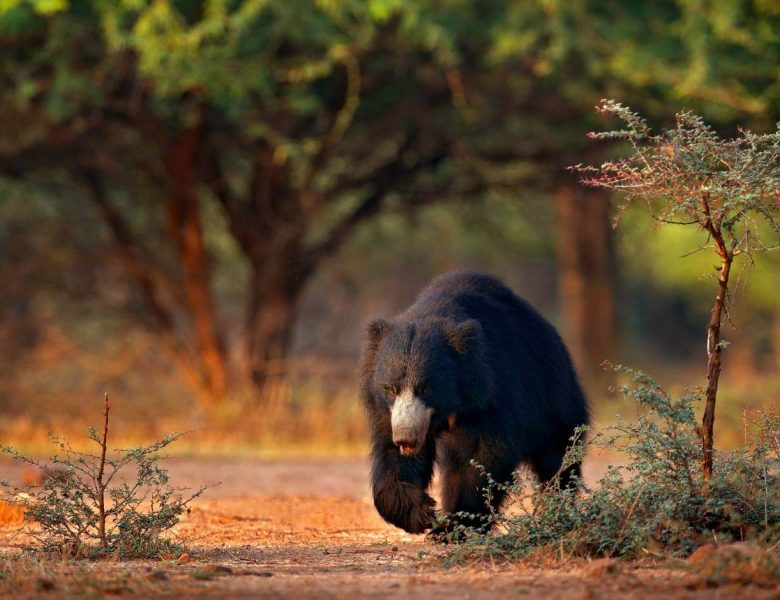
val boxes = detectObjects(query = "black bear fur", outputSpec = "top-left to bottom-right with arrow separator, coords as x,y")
359,271 -> 589,534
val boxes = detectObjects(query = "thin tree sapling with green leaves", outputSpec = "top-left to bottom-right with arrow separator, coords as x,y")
577,100 -> 780,479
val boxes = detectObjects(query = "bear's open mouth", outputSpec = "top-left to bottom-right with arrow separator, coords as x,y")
397,442 -> 417,456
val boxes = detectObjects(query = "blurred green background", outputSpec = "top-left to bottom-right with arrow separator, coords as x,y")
0,0 -> 778,453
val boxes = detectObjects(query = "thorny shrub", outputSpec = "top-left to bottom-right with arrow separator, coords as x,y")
1,395 -> 206,558
439,366 -> 780,561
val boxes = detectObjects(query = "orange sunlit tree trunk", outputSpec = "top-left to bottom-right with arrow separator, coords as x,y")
85,172 -> 228,407
82,123 -> 230,408
164,126 -> 228,402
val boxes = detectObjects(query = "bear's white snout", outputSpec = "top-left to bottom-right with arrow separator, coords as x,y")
391,388 -> 434,457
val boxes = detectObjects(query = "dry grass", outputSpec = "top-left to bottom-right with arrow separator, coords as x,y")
3,320 -> 780,459
0,501 -> 24,526
0,381 -> 368,459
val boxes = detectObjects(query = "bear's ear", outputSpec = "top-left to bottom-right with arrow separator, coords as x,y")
366,318 -> 392,346
445,319 -> 482,354
359,318 -> 394,408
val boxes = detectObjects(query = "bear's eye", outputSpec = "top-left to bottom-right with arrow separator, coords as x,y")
383,383 -> 399,396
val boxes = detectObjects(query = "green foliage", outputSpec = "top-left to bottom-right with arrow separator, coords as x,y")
3,1 -> 778,157
442,366 -> 780,560
1,399 -> 205,558
582,99 -> 780,253
488,1 -> 780,120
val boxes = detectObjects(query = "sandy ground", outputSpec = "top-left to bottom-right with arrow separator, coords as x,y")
0,456 -> 777,598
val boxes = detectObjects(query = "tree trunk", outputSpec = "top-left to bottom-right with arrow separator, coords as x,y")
205,139 -> 313,401
773,313 -> 780,372
164,126 -> 228,402
701,251 -> 730,479
555,183 -> 617,386
204,127 -> 439,400
700,200 -> 733,480
245,258 -> 308,398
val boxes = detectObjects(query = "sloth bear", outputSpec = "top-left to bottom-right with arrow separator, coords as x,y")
359,271 -> 589,534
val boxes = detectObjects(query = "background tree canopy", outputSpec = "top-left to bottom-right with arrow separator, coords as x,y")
0,1 -> 778,446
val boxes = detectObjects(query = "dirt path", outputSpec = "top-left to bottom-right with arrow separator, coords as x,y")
0,457 -> 776,598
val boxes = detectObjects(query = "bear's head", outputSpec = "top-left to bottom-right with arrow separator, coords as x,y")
364,317 -> 493,456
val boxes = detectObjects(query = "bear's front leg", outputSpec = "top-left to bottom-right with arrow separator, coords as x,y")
369,433 -> 436,534
431,437 -> 514,540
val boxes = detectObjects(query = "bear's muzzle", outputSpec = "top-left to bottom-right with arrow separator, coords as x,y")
391,389 -> 434,456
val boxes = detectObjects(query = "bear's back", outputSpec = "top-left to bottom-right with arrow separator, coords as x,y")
417,270 -> 515,305
401,271 -> 583,419
403,270 -> 542,330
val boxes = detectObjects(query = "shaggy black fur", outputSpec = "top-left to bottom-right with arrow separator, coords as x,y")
359,271 -> 589,534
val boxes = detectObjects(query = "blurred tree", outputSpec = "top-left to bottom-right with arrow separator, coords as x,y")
0,1 -> 483,400
555,184 -> 616,376
1,0 -> 778,404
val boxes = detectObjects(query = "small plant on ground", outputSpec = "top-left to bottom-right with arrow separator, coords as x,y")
576,102 -> 780,478
442,366 -> 780,561
1,394 -> 206,558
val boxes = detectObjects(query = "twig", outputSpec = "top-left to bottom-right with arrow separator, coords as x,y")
97,393 -> 110,548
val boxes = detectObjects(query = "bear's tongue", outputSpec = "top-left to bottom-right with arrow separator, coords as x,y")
398,442 -> 416,456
